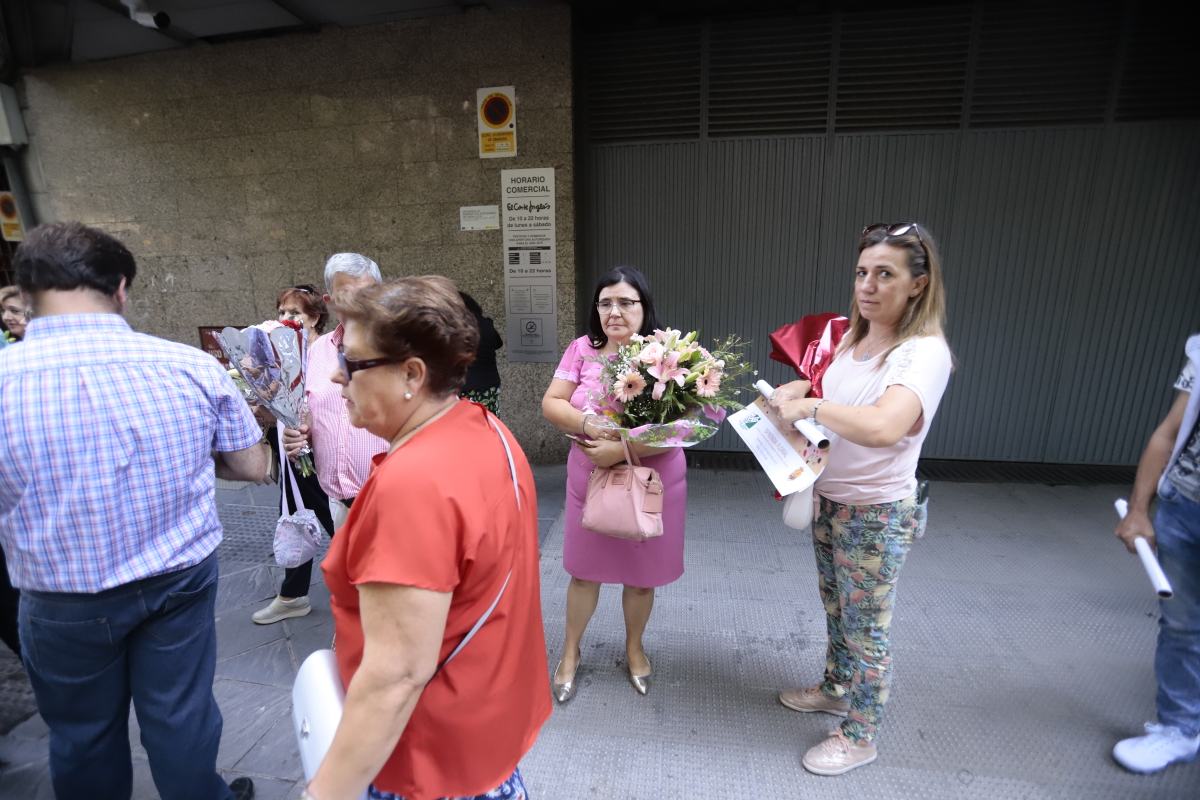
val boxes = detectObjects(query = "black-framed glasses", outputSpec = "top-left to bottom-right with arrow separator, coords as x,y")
596,298 -> 641,313
337,345 -> 402,380
862,222 -> 929,262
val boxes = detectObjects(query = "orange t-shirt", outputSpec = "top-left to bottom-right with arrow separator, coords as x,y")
321,401 -> 551,800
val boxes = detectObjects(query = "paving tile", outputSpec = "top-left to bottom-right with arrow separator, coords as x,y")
217,639 -> 299,690
212,678 -> 291,771
232,707 -> 301,781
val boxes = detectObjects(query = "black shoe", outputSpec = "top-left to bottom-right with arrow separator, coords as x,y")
230,777 -> 255,800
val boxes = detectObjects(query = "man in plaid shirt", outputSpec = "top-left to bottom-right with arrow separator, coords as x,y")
0,223 -> 269,800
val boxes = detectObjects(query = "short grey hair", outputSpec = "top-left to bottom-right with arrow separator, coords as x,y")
323,252 -> 381,291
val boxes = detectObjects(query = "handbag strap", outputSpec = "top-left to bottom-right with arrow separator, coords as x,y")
434,413 -> 519,675
620,432 -> 641,468
277,420 -> 308,516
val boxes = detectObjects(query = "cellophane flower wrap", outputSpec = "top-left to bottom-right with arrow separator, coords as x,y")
215,319 -> 315,477
593,328 -> 755,446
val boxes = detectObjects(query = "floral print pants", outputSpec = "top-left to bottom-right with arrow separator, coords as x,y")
813,493 -> 921,744
369,767 -> 527,800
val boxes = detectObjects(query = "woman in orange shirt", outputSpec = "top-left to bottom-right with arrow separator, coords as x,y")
304,276 -> 551,800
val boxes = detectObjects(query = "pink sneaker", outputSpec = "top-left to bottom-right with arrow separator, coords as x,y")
802,730 -> 878,776
778,686 -> 850,717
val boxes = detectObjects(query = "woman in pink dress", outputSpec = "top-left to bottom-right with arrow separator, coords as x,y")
541,266 -> 687,702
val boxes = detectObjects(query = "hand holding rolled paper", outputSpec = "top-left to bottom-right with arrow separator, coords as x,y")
758,379 -> 830,449
1115,498 -> 1173,599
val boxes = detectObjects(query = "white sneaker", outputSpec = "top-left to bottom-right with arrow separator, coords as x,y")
251,595 -> 311,625
1113,722 -> 1200,773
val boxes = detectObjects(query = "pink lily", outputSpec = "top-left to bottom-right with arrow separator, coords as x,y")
647,351 -> 688,387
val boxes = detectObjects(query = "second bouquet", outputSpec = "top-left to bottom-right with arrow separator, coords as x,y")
593,328 -> 754,446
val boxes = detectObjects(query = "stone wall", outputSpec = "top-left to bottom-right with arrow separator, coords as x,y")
17,5 -> 574,461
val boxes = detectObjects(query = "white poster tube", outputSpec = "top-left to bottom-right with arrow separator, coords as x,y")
795,418 -> 830,450
754,380 -> 829,449
1114,498 -> 1173,599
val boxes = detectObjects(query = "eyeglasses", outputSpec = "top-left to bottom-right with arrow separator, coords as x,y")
337,345 -> 402,380
862,222 -> 929,264
291,284 -> 318,294
596,299 -> 641,313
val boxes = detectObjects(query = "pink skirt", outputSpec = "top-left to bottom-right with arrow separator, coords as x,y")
562,444 -> 687,588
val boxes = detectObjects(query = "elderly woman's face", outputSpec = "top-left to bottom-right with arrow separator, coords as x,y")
597,280 -> 644,346
278,302 -> 318,332
2,294 -> 27,339
334,319 -> 405,439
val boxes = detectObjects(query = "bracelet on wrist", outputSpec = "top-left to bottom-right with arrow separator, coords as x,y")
581,413 -> 593,436
810,399 -> 825,424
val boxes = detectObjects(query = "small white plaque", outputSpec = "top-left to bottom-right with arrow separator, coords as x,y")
459,205 -> 500,231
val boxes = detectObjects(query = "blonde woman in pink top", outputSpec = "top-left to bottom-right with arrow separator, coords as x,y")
770,223 -> 953,777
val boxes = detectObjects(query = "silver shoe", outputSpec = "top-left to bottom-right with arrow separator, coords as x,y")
627,659 -> 652,696
552,660 -> 578,703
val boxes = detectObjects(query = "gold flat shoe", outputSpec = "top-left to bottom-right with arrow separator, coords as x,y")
627,659 -> 652,696
552,659 -> 578,704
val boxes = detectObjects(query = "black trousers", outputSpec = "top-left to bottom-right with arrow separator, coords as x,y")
0,542 -> 19,658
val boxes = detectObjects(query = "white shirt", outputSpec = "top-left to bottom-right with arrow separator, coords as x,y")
816,336 -> 953,505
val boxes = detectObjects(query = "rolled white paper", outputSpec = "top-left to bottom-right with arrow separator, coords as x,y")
795,418 -> 830,450
1114,498 -> 1173,599
754,380 -> 830,449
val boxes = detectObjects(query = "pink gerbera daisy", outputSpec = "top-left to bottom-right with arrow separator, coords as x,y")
696,369 -> 722,398
613,371 -> 647,403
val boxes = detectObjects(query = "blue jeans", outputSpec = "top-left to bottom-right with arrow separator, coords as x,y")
19,552 -> 233,800
1155,481 -> 1200,737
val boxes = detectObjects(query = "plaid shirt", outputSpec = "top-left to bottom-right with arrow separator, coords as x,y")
0,314 -> 262,592
307,325 -> 387,500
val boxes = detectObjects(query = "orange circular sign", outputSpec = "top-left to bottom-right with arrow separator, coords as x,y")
480,92 -> 513,129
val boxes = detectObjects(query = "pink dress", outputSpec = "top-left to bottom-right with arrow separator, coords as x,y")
554,336 -> 687,588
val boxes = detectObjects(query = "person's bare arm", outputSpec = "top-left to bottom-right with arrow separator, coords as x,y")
1116,391 -> 1188,553
305,584 -> 451,800
214,441 -> 271,483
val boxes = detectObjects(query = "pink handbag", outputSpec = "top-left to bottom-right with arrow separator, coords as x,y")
581,437 -> 665,541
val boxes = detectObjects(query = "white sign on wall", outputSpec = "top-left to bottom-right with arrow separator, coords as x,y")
459,205 -> 499,231
501,167 -> 557,363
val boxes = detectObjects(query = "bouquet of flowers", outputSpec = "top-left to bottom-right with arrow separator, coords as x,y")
216,319 -> 315,476
593,328 -> 755,446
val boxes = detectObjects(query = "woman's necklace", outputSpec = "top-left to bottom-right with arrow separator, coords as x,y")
388,398 -> 458,453
857,333 -> 894,361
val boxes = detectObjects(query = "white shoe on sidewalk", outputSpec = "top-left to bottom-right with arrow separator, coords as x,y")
1113,722 -> 1200,773
251,595 -> 311,625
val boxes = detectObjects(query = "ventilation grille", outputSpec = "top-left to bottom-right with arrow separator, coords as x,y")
583,26 -> 703,142
969,2 -> 1122,127
1117,5 -> 1200,121
834,4 -> 972,132
708,16 -> 833,136
579,1 -> 1191,143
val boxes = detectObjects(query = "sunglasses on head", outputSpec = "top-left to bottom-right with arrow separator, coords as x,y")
291,284 -> 318,295
862,222 -> 929,263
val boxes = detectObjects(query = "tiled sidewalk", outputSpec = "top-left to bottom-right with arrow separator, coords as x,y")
2,468 -> 1197,799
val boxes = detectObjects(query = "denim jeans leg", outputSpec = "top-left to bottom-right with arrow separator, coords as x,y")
1153,488 -> 1200,737
127,553 -> 233,800
18,588 -> 135,799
